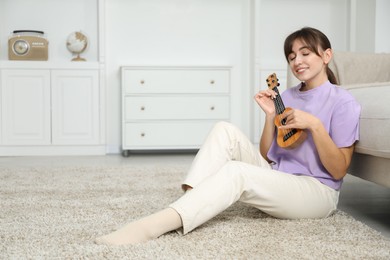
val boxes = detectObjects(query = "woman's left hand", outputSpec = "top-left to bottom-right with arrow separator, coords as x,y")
278,108 -> 320,131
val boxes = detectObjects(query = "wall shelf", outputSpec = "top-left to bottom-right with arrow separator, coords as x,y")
0,60 -> 100,70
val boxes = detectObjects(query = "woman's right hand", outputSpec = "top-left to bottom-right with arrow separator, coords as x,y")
254,89 -> 277,116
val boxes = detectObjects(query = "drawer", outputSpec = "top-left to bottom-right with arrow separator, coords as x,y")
124,96 -> 230,120
123,121 -> 218,149
122,67 -> 230,94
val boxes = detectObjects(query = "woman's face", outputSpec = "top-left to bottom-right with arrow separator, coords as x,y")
287,39 -> 331,89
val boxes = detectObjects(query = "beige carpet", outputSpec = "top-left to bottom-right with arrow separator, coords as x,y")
1,165 -> 389,259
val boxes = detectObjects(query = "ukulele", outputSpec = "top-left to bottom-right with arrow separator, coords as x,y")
266,73 -> 307,149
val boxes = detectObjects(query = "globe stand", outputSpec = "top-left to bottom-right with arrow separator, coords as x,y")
71,53 -> 86,62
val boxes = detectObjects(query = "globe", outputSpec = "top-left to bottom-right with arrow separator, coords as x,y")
66,31 -> 88,61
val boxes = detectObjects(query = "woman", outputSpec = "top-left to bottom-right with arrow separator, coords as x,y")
96,27 -> 361,245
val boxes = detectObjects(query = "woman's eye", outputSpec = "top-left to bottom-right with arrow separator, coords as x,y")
288,56 -> 296,61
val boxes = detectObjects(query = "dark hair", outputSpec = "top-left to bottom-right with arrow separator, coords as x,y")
284,27 -> 338,85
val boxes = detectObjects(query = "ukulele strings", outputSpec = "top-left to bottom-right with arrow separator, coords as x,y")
273,87 -> 290,140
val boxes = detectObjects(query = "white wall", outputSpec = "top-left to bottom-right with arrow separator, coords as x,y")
104,0 -> 390,153
105,0 -> 251,153
257,0 -> 350,69
1,0 -> 389,155
355,0 -> 376,52
352,0 -> 390,53
375,0 -> 390,53
0,0 -> 98,62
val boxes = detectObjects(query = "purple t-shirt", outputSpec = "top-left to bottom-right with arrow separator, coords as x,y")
267,81 -> 361,190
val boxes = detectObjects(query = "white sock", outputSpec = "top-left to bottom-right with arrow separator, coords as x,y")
95,208 -> 182,245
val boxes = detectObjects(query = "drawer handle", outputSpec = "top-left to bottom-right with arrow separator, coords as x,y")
140,106 -> 145,111
210,106 -> 215,111
140,80 -> 145,85
210,80 -> 215,84
140,132 -> 145,137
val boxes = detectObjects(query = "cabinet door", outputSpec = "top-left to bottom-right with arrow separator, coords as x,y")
51,70 -> 100,145
1,69 -> 51,145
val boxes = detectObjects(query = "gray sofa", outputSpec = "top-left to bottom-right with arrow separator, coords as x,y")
287,51 -> 390,188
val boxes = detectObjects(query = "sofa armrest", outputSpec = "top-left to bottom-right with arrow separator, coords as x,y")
330,52 -> 390,85
343,82 -> 390,159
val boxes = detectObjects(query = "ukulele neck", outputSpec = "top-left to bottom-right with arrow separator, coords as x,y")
272,87 -> 285,115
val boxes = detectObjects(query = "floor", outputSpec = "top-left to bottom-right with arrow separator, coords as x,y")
1,153 -> 389,239
338,172 -> 390,239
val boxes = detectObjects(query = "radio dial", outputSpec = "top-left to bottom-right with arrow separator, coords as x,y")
13,40 -> 30,55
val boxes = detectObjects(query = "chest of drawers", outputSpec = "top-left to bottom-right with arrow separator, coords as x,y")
121,66 -> 231,155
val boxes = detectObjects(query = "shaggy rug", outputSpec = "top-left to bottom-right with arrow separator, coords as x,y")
1,164 -> 390,259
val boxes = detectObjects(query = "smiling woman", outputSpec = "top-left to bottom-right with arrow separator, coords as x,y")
95,27 -> 361,246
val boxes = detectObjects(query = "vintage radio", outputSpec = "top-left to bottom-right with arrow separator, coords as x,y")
8,30 -> 48,61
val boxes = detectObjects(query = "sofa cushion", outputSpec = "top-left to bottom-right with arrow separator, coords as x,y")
343,82 -> 390,158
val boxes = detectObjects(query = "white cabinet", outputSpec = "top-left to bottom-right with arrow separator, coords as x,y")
1,70 -> 51,145
0,68 -> 104,155
0,0 -> 105,155
121,66 -> 231,154
51,70 -> 100,145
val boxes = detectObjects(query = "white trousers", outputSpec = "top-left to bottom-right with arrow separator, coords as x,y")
170,121 -> 339,234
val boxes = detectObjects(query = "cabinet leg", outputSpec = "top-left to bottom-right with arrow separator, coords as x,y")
122,150 -> 130,157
